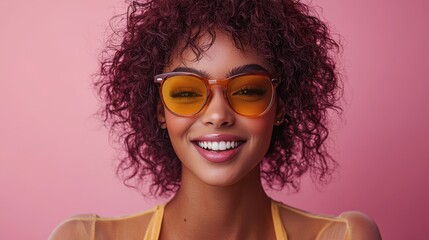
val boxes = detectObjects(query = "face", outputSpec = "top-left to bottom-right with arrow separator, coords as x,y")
158,31 -> 282,187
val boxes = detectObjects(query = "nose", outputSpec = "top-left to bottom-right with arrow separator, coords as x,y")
200,87 -> 235,127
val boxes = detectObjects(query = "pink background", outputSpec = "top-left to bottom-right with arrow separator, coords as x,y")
1,0 -> 428,239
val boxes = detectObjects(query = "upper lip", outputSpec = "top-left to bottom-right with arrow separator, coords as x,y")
191,134 -> 246,142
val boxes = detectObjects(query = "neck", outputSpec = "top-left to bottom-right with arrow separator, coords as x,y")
162,167 -> 275,239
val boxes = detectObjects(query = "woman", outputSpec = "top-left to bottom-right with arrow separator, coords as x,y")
50,0 -> 381,239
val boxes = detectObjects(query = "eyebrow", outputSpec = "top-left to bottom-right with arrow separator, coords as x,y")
227,64 -> 269,77
172,67 -> 210,78
171,64 -> 269,79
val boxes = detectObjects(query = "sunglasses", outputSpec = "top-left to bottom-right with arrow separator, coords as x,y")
154,71 -> 281,117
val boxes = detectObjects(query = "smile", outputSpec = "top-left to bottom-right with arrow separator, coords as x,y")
197,141 -> 243,151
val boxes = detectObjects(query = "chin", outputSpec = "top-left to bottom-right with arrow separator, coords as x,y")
199,174 -> 241,187
195,166 -> 258,188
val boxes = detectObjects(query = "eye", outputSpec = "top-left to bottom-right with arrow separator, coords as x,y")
232,85 -> 266,96
170,88 -> 203,98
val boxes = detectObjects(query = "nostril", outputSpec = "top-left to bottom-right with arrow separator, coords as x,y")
200,94 -> 236,127
220,120 -> 233,127
203,112 -> 235,127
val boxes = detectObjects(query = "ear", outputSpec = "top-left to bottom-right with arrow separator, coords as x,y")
274,97 -> 286,126
157,101 -> 167,129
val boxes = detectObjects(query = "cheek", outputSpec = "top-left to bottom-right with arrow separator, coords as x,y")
239,112 -> 276,150
165,111 -> 194,144
248,118 -> 274,140
251,107 -> 276,138
242,107 -> 277,153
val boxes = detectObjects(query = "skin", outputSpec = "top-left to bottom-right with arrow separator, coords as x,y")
49,31 -> 382,240
157,31 -> 284,240
155,31 -> 382,240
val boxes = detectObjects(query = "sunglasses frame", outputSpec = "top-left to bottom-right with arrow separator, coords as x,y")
154,71 -> 281,117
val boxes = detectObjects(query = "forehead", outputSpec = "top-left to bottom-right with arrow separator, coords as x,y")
165,31 -> 272,78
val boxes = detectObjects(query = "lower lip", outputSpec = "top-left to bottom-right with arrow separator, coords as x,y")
193,143 -> 244,163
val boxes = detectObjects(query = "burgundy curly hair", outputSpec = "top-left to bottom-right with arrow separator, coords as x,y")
96,0 -> 342,197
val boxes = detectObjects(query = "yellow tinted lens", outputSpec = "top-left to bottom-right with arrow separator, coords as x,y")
162,75 -> 207,116
227,75 -> 273,116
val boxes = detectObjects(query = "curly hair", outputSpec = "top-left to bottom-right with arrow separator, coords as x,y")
96,0 -> 342,197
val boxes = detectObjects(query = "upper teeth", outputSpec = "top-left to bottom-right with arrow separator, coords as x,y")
197,141 -> 242,151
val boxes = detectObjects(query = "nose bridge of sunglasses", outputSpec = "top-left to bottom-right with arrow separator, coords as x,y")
206,79 -> 230,100
207,79 -> 229,87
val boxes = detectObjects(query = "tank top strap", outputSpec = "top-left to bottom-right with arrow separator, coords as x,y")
143,201 -> 287,240
143,204 -> 165,240
271,200 -> 289,240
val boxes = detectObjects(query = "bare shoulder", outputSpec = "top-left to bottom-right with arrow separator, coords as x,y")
340,211 -> 382,240
276,203 -> 347,240
275,202 -> 381,240
49,214 -> 97,240
95,208 -> 155,239
49,207 -> 157,240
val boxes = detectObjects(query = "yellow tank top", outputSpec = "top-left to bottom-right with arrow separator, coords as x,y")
49,200 -> 352,240
143,201 -> 290,240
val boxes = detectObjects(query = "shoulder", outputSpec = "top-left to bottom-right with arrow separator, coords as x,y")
276,202 -> 348,239
94,207 -> 157,239
49,206 -> 160,240
275,202 -> 381,240
340,211 -> 382,240
49,214 -> 97,240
